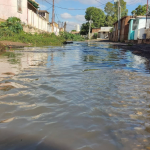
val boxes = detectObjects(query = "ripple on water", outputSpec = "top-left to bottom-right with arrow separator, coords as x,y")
0,42 -> 150,150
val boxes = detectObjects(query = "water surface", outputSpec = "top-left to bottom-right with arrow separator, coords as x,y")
0,42 -> 150,150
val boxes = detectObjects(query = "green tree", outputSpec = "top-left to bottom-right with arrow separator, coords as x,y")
104,2 -> 114,16
114,0 -> 128,18
131,5 -> 147,16
105,16 -> 115,27
104,0 -> 128,26
85,7 -> 105,28
80,23 -> 89,35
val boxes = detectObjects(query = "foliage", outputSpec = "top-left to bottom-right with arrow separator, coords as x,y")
104,0 -> 128,26
85,7 -> 105,28
131,5 -> 147,16
28,0 -> 39,8
104,2 -> 114,16
0,29 -> 65,46
110,28 -> 113,33
60,32 -> 84,41
80,7 -> 105,35
71,30 -> 76,32
114,0 -> 128,18
0,17 -> 23,33
93,33 -> 98,39
80,23 -> 89,35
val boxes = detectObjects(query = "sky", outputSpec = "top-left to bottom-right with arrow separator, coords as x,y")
36,0 -> 148,31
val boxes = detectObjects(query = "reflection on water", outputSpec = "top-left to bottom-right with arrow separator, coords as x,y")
0,42 -> 150,150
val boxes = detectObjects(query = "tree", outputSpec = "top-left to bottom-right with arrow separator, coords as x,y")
80,7 -> 105,35
104,0 -> 128,26
85,7 -> 105,28
104,2 -> 114,16
114,0 -> 128,18
80,23 -> 89,35
105,16 -> 115,27
131,5 -> 147,16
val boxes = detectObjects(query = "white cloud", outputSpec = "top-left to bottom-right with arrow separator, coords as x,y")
61,13 -> 73,19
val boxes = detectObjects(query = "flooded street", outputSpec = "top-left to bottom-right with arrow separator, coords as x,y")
0,42 -> 150,150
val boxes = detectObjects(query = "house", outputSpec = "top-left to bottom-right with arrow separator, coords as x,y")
38,10 -> 49,22
111,16 -> 132,42
128,16 -> 150,40
97,27 -> 112,39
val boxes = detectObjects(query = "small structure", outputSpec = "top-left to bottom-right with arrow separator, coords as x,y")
98,27 -> 112,39
38,10 -> 49,22
128,16 -> 150,40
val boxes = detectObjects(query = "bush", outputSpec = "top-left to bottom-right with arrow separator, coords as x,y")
0,17 -> 23,33
93,33 -> 98,39
60,32 -> 84,41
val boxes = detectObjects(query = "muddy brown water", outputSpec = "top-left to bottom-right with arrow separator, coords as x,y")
0,42 -> 150,150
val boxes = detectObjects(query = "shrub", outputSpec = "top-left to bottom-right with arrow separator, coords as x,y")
0,17 -> 23,33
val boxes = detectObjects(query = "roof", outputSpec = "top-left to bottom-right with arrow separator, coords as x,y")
113,16 -> 132,25
98,30 -> 110,32
98,27 -> 113,32
38,10 -> 49,14
127,16 -> 150,23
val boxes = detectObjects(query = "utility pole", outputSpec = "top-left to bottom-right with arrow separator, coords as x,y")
88,15 -> 93,40
146,0 -> 148,28
52,0 -> 55,23
64,22 -> 67,32
118,0 -> 121,42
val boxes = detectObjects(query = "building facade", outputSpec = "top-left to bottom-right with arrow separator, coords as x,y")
112,16 -> 132,42
0,0 -> 59,35
128,16 -> 150,40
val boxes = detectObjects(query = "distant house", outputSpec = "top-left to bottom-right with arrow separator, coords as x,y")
38,10 -> 50,22
97,27 -> 112,39
128,16 -> 150,40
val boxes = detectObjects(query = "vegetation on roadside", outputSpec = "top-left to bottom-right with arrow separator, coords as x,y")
0,17 -> 85,46
60,32 -> 85,41
0,17 -> 66,46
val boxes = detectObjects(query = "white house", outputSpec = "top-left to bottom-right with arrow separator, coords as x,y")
98,27 -> 113,39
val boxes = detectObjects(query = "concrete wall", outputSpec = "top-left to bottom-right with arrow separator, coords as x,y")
0,0 -> 28,24
28,9 -> 51,33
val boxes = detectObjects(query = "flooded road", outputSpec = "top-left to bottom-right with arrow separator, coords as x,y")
0,42 -> 150,150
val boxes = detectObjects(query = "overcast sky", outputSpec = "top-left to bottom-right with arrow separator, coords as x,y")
36,0 -> 148,31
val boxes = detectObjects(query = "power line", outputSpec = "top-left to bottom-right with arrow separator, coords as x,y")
44,0 -> 114,10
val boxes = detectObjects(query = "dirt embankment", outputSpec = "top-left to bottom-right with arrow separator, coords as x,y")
0,41 -> 30,49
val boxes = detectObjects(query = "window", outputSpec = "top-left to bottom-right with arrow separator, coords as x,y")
17,0 -> 22,13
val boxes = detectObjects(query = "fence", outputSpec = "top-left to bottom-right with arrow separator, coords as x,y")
28,9 -> 51,33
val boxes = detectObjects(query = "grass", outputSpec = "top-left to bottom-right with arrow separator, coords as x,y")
0,30 -> 66,46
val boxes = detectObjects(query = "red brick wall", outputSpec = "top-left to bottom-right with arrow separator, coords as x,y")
92,28 -> 101,33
